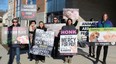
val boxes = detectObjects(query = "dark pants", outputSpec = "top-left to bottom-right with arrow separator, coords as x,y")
96,46 -> 108,62
8,46 -> 20,64
35,55 -> 45,61
89,46 -> 95,56
52,37 -> 59,57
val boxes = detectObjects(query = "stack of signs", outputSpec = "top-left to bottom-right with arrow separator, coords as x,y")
1,27 -> 29,44
30,29 -> 54,57
78,21 -> 98,45
89,28 -> 116,46
60,30 -> 77,55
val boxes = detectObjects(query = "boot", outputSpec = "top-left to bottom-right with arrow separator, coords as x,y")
68,57 -> 72,64
41,60 -> 45,63
64,57 -> 68,63
0,56 -> 2,60
35,60 -> 39,64
17,62 -> 21,64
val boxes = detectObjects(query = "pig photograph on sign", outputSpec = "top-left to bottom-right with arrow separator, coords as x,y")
89,28 -> 116,46
1,27 -> 29,45
63,8 -> 79,23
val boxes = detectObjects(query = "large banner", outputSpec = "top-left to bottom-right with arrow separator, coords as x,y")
78,21 -> 98,45
89,28 -> 116,46
60,30 -> 77,55
1,27 -> 29,44
63,8 -> 79,23
45,24 -> 65,36
30,29 -> 54,57
21,5 -> 36,20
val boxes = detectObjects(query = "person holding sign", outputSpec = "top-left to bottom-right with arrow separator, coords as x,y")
95,13 -> 113,64
28,20 -> 36,61
8,18 -> 21,64
32,21 -> 47,64
60,18 -> 77,64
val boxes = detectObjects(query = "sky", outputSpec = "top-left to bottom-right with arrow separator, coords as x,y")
0,0 -> 8,11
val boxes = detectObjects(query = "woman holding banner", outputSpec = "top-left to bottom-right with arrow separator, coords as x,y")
95,13 -> 113,64
28,20 -> 36,61
32,21 -> 47,64
8,18 -> 21,64
60,18 -> 77,64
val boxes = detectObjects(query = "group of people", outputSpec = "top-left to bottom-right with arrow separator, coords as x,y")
7,13 -> 113,64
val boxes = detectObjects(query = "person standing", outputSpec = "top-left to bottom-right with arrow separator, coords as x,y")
32,21 -> 47,64
8,18 -> 21,64
28,20 -> 36,61
95,13 -> 113,64
52,17 -> 78,58
61,18 -> 77,64
88,18 -> 95,58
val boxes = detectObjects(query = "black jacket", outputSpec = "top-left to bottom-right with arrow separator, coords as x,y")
32,27 -> 47,46
7,24 -> 20,47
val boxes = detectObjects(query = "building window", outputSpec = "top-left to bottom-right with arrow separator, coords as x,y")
27,0 -> 36,4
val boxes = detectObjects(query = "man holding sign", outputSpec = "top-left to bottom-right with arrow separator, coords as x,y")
60,18 -> 77,64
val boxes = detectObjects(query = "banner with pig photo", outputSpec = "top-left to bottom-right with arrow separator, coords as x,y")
60,29 -> 78,55
30,29 -> 54,57
89,28 -> 116,46
1,27 -> 29,45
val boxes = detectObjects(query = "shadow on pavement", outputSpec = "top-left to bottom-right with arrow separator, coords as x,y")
77,48 -> 102,64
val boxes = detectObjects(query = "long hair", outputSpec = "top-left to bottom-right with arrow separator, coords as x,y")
101,13 -> 109,21
66,18 -> 73,26
38,21 -> 46,29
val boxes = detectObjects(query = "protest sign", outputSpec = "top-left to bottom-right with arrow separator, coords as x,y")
89,28 -> 116,46
30,29 -> 54,57
63,8 -> 79,23
60,30 -> 77,55
45,24 -> 65,36
78,21 -> 98,46
1,27 -> 29,44
21,5 -> 36,20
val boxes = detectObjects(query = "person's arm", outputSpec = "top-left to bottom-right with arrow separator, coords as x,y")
73,20 -> 78,27
110,21 -> 113,27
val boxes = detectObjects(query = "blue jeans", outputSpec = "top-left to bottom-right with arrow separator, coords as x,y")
8,45 -> 20,64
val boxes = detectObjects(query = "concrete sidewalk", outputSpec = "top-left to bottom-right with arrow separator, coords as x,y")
0,45 -> 116,64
